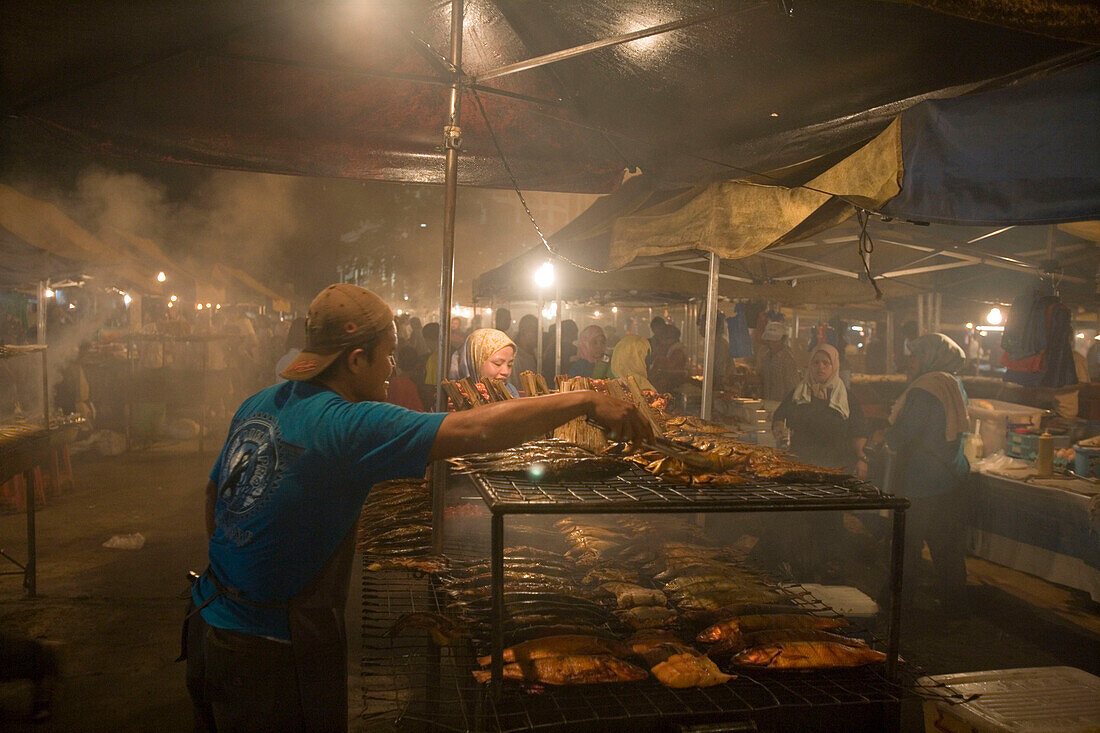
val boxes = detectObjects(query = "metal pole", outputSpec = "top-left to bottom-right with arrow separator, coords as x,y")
490,512 -> 504,698
432,0 -> 464,556
886,507 -> 907,680
36,281 -> 46,346
554,282 -> 562,378
917,294 -> 924,336
701,253 -> 721,420
536,298 -> 544,376
885,310 -> 895,374
435,0 -> 464,411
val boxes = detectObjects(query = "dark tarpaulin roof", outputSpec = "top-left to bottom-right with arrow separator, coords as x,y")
2,1 -> 1092,192
882,58 -> 1100,225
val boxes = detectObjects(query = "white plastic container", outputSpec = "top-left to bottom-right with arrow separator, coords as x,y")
967,399 -> 1047,456
918,666 -> 1100,733
798,584 -> 879,617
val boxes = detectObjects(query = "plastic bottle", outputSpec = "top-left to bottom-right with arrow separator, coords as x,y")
963,419 -> 984,464
1036,431 -> 1054,477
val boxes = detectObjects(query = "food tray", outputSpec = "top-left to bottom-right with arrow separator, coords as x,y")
918,666 -> 1100,733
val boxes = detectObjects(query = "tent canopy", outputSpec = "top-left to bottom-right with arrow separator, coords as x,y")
3,1 -> 1094,192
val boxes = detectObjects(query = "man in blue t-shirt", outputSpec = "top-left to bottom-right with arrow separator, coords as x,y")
183,283 -> 651,732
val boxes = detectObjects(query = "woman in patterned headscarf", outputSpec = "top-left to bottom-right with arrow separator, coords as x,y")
459,328 -> 519,397
886,332 -> 970,615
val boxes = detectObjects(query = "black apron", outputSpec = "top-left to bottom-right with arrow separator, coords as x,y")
181,527 -> 358,732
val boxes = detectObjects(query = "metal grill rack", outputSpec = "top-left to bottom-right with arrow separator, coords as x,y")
469,470 -> 910,696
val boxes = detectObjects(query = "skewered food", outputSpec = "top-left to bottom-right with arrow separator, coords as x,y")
651,653 -> 735,688
731,641 -> 886,669
471,655 -> 650,685
697,614 -> 848,643
476,635 -> 633,666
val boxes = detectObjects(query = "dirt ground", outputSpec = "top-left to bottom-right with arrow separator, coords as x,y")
1,444 -> 1097,731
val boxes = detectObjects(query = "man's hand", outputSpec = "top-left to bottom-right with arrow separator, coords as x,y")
586,393 -> 655,445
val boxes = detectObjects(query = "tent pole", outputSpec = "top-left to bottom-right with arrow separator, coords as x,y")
554,283 -> 562,378
701,253 -> 720,420
537,298 -> 544,376
433,0 -> 463,557
885,310 -> 895,374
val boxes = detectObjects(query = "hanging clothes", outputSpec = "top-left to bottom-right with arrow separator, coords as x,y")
726,302 -> 754,358
1002,294 -> 1078,389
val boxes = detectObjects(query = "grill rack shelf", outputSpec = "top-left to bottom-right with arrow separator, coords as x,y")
360,561 -> 913,733
468,469 -> 911,699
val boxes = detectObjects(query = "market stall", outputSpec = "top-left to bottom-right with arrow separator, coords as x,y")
967,469 -> 1100,603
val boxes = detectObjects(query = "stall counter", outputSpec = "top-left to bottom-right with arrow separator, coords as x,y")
967,468 -> 1100,602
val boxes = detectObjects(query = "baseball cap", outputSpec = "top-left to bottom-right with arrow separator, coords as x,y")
280,284 -> 394,380
761,321 -> 787,342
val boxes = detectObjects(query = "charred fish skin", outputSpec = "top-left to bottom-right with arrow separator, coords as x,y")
475,635 -> 633,666
731,641 -> 886,670
470,655 -> 650,685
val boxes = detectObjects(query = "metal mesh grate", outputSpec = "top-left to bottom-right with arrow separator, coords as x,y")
472,469 -> 907,514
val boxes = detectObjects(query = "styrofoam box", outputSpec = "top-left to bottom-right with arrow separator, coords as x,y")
797,584 -> 879,617
968,400 -> 1047,456
918,666 -> 1100,733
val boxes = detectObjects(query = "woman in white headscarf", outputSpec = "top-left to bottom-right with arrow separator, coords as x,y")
886,332 -> 970,615
757,343 -> 868,584
772,343 -> 867,473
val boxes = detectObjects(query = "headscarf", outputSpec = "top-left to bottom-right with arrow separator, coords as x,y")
792,343 -> 850,418
891,333 -> 968,441
610,335 -> 655,391
459,328 -> 515,382
576,325 -> 607,363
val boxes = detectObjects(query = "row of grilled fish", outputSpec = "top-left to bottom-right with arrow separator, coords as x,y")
357,479 -> 432,556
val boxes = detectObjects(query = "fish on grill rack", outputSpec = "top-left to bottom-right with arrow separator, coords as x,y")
730,640 -> 886,669
708,629 -> 870,659
386,612 -> 466,646
470,655 -> 649,685
449,440 -> 630,481
615,606 -> 677,630
697,614 -> 848,643
364,556 -> 450,574
475,635 -> 633,666
598,582 -> 668,609
651,652 -> 735,688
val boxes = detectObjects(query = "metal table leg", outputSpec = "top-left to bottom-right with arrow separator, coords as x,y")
24,466 -> 36,596
886,507 -> 906,680
490,512 -> 504,698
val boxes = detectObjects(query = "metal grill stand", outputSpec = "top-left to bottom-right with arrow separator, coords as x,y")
470,470 -> 910,698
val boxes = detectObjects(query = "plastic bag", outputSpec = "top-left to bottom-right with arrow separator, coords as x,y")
102,533 -> 146,550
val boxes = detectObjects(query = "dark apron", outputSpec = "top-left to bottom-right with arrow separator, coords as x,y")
181,527 -> 358,732
286,527 -> 357,732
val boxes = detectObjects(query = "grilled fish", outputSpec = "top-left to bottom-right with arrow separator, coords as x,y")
471,655 -> 649,685
386,612 -> 465,646
583,567 -> 640,585
708,629 -> 868,658
616,606 -> 677,629
599,582 -> 668,609
673,587 -> 780,610
637,642 -> 700,667
365,556 -> 450,574
731,641 -> 886,669
627,629 -> 683,655
697,614 -> 848,643
476,635 -> 633,666
651,653 -> 734,688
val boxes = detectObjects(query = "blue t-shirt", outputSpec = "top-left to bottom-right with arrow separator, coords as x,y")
192,381 -> 446,640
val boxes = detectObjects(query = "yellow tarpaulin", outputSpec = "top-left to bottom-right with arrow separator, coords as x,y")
601,119 -> 902,270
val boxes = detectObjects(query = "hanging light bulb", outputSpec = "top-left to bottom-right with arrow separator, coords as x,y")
986,307 -> 1002,325
533,261 -> 555,289
157,271 -> 166,283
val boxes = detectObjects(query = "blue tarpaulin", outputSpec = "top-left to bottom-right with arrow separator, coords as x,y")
883,59 -> 1100,225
